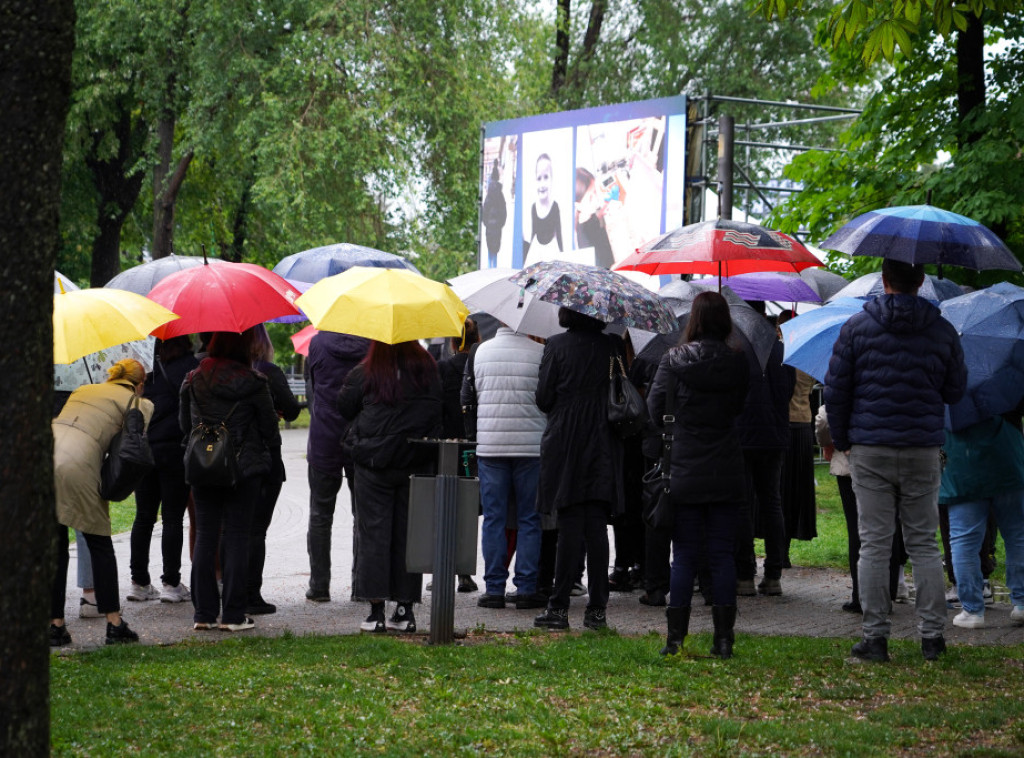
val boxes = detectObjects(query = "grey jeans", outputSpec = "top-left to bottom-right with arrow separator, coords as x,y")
849,444 -> 947,640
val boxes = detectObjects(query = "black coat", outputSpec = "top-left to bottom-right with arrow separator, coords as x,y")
255,359 -> 302,481
306,331 -> 371,475
736,340 -> 795,450
535,328 -> 623,515
179,357 -> 281,479
438,351 -> 471,439
338,362 -> 443,471
144,351 -> 199,457
647,339 -> 749,504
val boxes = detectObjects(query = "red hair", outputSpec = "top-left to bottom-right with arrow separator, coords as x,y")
362,340 -> 438,405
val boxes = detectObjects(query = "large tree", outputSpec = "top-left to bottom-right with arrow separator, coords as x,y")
0,0 -> 75,755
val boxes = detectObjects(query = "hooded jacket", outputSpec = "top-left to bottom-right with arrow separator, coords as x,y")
306,331 -> 370,475
179,357 -> 281,480
647,339 -> 749,504
824,293 -> 966,451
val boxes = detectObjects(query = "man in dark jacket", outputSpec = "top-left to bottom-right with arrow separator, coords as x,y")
305,331 -> 370,602
825,259 -> 966,662
735,335 -> 795,597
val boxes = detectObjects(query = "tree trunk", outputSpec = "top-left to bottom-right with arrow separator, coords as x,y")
955,12 -> 986,150
226,174 -> 255,263
551,0 -> 570,98
0,1 -> 75,755
85,109 -> 147,286
151,114 -> 194,260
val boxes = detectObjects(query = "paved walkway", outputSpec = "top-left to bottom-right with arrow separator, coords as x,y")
58,428 -> 1023,651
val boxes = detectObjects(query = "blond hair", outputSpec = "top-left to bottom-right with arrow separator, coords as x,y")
106,359 -> 146,387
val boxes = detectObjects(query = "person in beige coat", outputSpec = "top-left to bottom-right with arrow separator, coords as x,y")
50,359 -> 154,647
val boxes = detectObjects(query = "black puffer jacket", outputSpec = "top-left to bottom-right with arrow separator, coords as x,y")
179,357 -> 281,479
647,339 -> 749,504
338,363 -> 443,471
144,351 -> 199,458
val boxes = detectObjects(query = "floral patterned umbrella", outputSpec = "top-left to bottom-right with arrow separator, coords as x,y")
511,260 -> 677,334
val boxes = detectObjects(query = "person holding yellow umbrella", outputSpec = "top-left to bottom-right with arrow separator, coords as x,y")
298,267 -> 467,633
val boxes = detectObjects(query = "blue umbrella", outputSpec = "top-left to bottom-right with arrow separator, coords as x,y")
272,243 -> 420,285
778,298 -> 866,383
820,204 -> 1021,272
940,282 -> 1024,431
830,271 -> 963,304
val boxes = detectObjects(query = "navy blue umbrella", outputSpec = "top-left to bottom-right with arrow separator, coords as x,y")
940,282 -> 1024,431
829,271 -> 964,304
272,243 -> 420,285
821,205 -> 1021,272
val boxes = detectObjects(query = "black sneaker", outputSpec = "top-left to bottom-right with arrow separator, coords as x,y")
50,623 -> 72,647
457,575 -> 478,593
477,593 -> 506,609
305,587 -> 330,603
850,636 -> 889,662
533,607 -> 569,630
105,619 -> 139,645
360,603 -> 386,634
842,601 -> 862,614
921,636 -> 946,661
246,597 -> 277,615
583,607 -> 608,630
639,589 -> 667,607
608,567 -> 632,592
386,603 -> 416,633
515,593 -> 547,610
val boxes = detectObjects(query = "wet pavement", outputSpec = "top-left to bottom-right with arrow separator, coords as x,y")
57,428 -> 1024,651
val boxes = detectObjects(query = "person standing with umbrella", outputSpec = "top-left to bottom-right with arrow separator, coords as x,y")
180,331 -> 281,632
338,341 -> 444,633
825,259 -> 966,662
532,307 -> 624,631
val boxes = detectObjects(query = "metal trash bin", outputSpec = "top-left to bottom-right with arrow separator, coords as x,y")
406,475 -> 479,575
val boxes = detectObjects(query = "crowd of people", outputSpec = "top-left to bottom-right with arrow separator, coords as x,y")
49,260 -> 1024,660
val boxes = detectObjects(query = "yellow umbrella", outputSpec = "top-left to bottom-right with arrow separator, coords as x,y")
297,266 -> 469,344
54,287 -> 179,364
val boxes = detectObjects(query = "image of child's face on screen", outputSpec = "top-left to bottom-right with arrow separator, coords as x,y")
536,156 -> 552,208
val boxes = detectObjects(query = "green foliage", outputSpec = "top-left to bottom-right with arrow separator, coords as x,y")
51,633 -> 1024,755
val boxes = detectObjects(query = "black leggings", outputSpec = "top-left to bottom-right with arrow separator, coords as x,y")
52,522 -> 120,620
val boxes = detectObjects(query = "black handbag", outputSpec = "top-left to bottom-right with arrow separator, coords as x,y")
642,372 -> 677,530
99,394 -> 155,501
184,386 -> 240,488
608,355 -> 647,438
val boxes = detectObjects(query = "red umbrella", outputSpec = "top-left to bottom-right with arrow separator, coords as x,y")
290,324 -> 318,356
148,259 -> 302,339
614,219 -> 822,278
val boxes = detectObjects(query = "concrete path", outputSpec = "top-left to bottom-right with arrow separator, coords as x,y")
58,428 -> 1024,651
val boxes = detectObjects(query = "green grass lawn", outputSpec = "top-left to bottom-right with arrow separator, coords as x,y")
51,632 -> 1024,757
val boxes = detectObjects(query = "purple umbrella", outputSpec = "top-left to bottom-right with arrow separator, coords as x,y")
690,271 -> 822,304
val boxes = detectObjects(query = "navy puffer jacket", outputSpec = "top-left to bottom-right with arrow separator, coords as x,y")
824,294 -> 966,451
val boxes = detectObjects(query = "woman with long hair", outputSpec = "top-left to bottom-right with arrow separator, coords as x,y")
51,359 -> 154,646
179,330 -> 280,632
339,340 -> 443,633
646,292 -> 749,658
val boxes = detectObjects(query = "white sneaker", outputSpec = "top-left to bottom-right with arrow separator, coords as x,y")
79,596 -> 102,618
953,610 -> 985,629
983,580 -> 994,605
160,583 -> 191,603
126,582 -> 160,601
1011,605 -> 1024,626
945,584 -> 960,608
895,580 -> 910,604
570,582 -> 588,597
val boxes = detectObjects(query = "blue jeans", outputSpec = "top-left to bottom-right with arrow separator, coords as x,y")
849,445 -> 946,640
478,457 -> 541,596
949,490 -> 1024,613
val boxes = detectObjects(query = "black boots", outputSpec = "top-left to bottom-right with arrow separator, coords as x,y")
660,606 -> 690,656
710,605 -> 736,659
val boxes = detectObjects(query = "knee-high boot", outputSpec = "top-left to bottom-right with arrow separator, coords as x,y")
710,605 -> 736,659
660,606 -> 690,656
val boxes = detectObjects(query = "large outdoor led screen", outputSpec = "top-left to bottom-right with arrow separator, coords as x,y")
479,95 -> 687,270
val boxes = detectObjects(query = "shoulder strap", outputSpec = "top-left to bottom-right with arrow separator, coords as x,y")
659,372 -> 678,468
189,382 -> 239,424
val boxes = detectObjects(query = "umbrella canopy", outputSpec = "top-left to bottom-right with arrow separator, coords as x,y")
690,271 -> 822,304
147,260 -> 302,339
104,254 -> 221,295
55,270 -> 79,293
53,288 -> 179,365
273,243 -> 420,285
940,282 -> 1024,431
830,271 -> 963,304
291,324 -> 318,357
512,260 -> 677,334
820,204 -> 1021,272
778,298 -> 866,383
614,219 -> 823,278
297,267 -> 469,344
662,283 -> 779,372
799,267 -> 849,301
448,268 -> 563,339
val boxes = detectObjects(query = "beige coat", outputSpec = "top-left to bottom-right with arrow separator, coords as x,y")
52,380 -> 154,535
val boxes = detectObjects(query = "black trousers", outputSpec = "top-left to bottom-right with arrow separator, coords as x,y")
52,521 -> 120,620
550,500 -> 611,610
248,467 -> 284,601
130,451 -> 189,587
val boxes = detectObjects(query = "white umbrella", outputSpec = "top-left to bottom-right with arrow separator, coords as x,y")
447,268 -> 563,339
